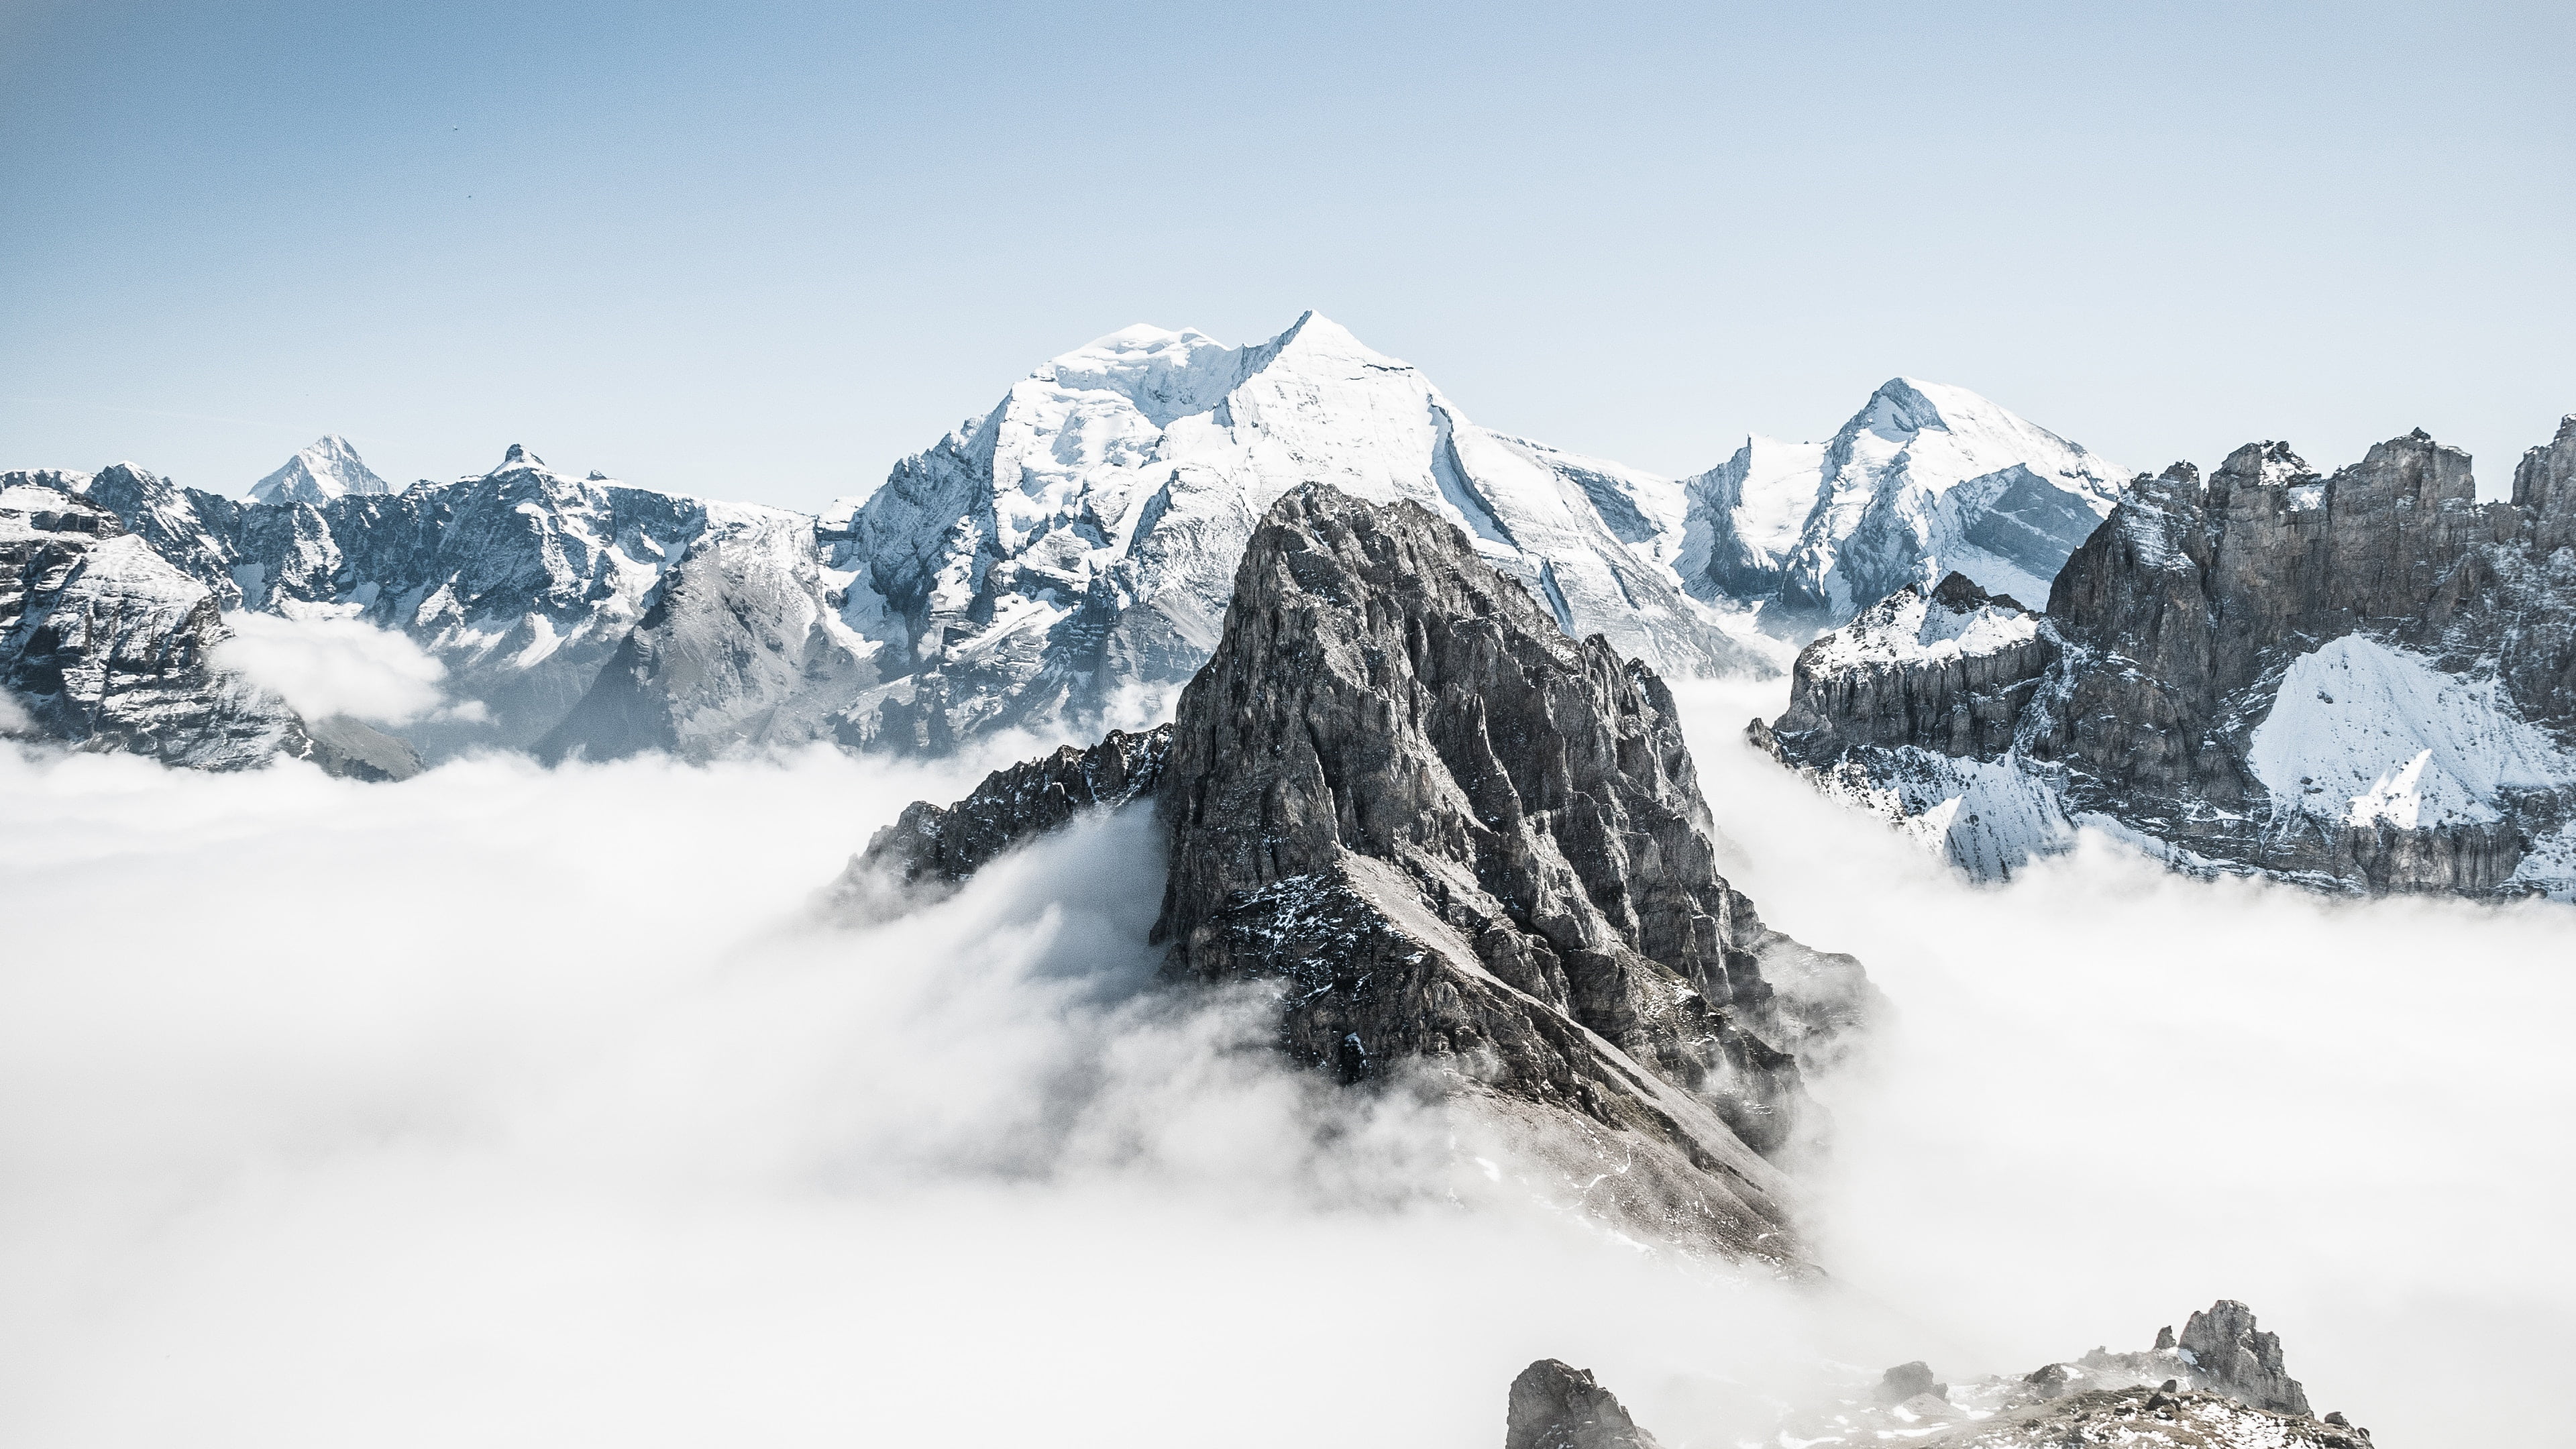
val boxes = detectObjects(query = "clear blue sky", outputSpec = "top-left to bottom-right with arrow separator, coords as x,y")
3,1 -> 2569,512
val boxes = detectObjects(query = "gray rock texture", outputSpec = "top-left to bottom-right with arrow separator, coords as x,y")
1505,1360 -> 1662,1449
1762,423 -> 2576,897
844,487 -> 1872,1260
2182,1300 -> 2312,1418
837,725 -> 1171,909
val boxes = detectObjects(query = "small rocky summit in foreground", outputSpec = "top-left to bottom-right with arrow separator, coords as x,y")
842,485 -> 1874,1261
1519,1300 -> 2371,1448
1505,1360 -> 1661,1449
1759,420 -> 2576,897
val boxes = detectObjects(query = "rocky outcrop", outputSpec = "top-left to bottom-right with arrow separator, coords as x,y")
2182,1300 -> 2312,1417
1763,423 -> 2576,898
837,725 -> 1171,903
844,486 -> 1871,1259
1879,1361 -> 1946,1403
1505,1361 -> 1661,1449
1151,488 -> 1833,1155
1707,1300 -> 2363,1448
0,479 -> 395,776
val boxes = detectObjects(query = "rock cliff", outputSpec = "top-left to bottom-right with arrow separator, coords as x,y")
0,478 -> 403,777
1505,1360 -> 1662,1449
842,486 -> 1871,1259
1761,422 -> 2576,897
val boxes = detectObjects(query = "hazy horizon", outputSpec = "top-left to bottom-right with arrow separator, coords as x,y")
5,1 -> 2571,513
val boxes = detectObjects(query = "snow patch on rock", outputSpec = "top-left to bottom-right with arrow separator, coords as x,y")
1805,583 -> 2039,672
2249,636 -> 2572,829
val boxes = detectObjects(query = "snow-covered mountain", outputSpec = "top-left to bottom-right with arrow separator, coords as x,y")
1678,378 -> 2129,624
829,312 -> 1758,747
248,435 -> 391,504
71,446 -> 873,759
2,327 -> 2154,773
1,474 -> 416,777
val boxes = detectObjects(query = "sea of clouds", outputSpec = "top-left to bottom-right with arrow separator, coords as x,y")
0,680 -> 2567,1446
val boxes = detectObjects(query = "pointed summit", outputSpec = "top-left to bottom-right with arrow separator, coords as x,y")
490,444 -> 547,474
1250,309 -> 1393,372
1678,380 -> 2127,622
247,435 -> 391,505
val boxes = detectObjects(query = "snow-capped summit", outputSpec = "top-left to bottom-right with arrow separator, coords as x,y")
1680,379 -> 2128,624
247,435 -> 392,505
491,443 -> 547,474
836,310 -> 1760,747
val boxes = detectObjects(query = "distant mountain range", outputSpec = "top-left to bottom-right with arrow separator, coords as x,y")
11,312 -> 2565,900
0,312 -> 2125,769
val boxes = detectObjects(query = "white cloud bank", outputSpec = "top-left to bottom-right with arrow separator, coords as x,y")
209,612 -> 451,724
1674,680 -> 2576,1447
0,688 -> 2568,1448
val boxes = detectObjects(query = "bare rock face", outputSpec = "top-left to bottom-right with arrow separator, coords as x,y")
1763,423 -> 2576,898
1505,1360 -> 1662,1449
1148,486 -> 1866,1254
845,486 -> 1870,1260
835,725 -> 1171,908
2181,1299 -> 2312,1418
0,478 -> 395,776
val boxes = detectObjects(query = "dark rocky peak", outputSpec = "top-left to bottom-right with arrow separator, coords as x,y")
1505,1360 -> 1661,1449
2515,413 -> 2576,553
492,444 -> 547,474
2180,1299 -> 2311,1417
1152,486 -> 1849,1169
845,485 -> 1872,1259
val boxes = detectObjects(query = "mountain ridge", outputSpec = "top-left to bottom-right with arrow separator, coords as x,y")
2,323 -> 2163,773
1757,419 -> 2576,898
